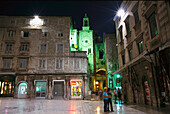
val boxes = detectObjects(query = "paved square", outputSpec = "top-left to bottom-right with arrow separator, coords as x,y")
0,98 -> 166,114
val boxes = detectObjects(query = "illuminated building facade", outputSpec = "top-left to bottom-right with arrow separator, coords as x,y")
94,35 -> 107,90
70,14 -> 94,91
0,16 -> 88,100
113,1 -> 170,107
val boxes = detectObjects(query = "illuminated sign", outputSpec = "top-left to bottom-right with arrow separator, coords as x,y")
71,81 -> 76,85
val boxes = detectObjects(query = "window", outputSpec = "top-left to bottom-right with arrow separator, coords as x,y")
99,50 -> 103,59
122,55 -> 125,65
56,58 -> 63,69
74,59 -> 81,69
125,18 -> 130,34
129,49 -> 133,61
21,31 -> 29,37
138,41 -> 143,54
20,42 -> 29,52
26,19 -> 31,24
88,48 -> 91,54
42,19 -> 47,25
8,30 -> 15,37
57,44 -> 63,52
119,26 -> 123,41
58,18 -> 64,24
42,32 -> 47,37
10,20 -> 15,24
84,20 -> 88,26
134,10 -> 139,24
40,44 -> 47,53
58,33 -> 63,37
148,13 -> 158,38
19,58 -> 28,69
3,58 -> 12,69
5,43 -> 13,52
39,59 -> 46,69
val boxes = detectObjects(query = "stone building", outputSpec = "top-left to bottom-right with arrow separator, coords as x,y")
103,33 -> 119,90
113,1 -> 170,107
0,16 -> 88,100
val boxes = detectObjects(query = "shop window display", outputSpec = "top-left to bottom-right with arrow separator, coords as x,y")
71,80 -> 82,98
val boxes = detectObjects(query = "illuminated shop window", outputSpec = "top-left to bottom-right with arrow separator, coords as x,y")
18,82 -> 27,94
0,81 -> 14,95
36,82 -> 46,97
70,80 -> 82,98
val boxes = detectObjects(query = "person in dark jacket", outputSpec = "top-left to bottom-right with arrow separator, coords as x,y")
107,88 -> 114,112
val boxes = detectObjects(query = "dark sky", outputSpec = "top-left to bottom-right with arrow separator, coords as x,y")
0,1 -> 122,36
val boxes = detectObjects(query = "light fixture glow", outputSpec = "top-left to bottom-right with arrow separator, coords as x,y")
30,15 -> 43,26
117,74 -> 120,78
117,9 -> 125,17
96,81 -> 99,85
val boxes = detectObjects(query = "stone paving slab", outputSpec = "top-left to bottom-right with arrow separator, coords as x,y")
0,98 -> 168,114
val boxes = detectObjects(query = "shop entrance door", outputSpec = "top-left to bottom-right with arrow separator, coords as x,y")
53,81 -> 64,99
18,82 -> 27,98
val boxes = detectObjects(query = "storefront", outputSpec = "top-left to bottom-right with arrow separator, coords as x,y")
18,82 -> 27,98
70,79 -> 82,99
0,75 -> 15,97
35,81 -> 47,98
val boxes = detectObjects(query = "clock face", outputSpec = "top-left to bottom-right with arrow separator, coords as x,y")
82,39 -> 89,46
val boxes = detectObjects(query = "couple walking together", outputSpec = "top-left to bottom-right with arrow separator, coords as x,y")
103,87 -> 114,112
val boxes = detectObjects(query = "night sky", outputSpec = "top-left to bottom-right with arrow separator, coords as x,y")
0,1 -> 122,36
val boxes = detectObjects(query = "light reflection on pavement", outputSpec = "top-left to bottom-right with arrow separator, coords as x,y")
0,98 -> 166,114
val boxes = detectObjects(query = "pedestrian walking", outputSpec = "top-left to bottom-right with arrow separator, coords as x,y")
107,88 -> 114,112
117,88 -> 122,104
113,88 -> 117,104
103,87 -> 108,112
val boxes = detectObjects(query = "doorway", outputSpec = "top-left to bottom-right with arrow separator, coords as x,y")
18,82 -> 27,98
53,80 -> 64,99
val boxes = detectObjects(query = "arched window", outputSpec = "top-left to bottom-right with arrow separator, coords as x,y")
84,20 -> 88,26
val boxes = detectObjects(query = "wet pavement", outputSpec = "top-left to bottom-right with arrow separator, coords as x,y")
0,98 -> 169,114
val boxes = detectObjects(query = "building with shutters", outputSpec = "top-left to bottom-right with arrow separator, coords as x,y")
0,16 -> 88,100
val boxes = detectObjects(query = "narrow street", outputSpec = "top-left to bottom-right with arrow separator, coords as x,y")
0,98 -> 168,114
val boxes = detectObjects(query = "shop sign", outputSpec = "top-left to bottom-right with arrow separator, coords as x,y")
71,81 -> 76,85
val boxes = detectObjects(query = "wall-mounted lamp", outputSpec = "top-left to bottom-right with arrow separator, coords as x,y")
117,9 -> 125,17
30,15 -> 43,26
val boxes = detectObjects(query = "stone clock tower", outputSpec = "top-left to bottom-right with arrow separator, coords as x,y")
79,13 -> 94,89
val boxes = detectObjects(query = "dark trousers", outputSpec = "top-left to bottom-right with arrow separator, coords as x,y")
104,99 -> 108,112
108,99 -> 113,111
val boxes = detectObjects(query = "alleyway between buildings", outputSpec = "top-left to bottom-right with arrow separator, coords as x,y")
0,98 -> 169,114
